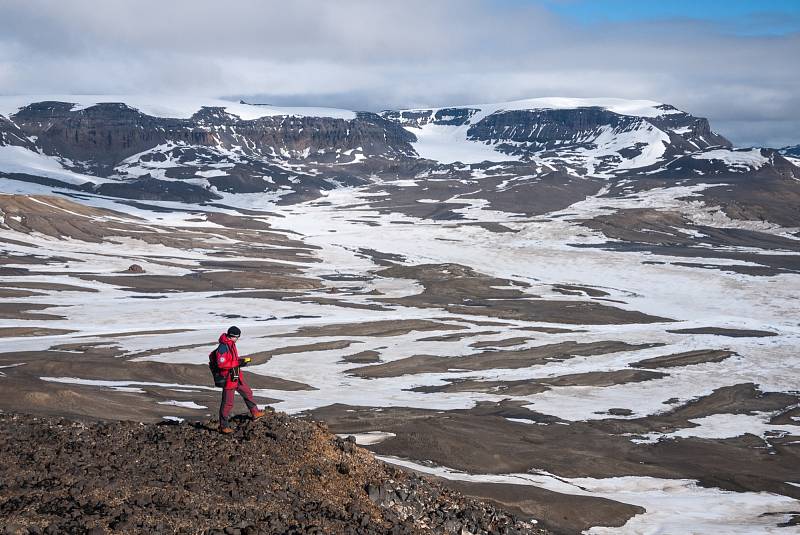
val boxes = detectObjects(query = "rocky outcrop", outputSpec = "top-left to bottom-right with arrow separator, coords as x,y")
645,109 -> 730,154
467,108 -> 642,153
0,115 -> 37,150
0,412 -> 544,535
381,108 -> 479,128
11,102 -> 174,172
95,175 -> 221,203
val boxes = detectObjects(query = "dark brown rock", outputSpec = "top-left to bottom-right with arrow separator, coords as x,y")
0,412 -> 546,534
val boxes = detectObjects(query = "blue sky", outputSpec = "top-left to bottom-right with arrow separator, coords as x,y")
538,0 -> 800,35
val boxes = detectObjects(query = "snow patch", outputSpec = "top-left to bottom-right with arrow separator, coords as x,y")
410,124 -> 518,164
0,145 -> 110,186
693,149 -> 768,170
158,400 -> 207,410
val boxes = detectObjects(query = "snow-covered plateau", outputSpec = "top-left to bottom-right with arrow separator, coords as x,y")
1,95 -> 799,534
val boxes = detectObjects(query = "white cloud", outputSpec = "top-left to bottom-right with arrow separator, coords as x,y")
0,0 -> 797,146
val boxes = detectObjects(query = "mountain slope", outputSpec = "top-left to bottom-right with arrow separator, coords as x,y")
0,95 -> 798,223
382,98 -> 731,175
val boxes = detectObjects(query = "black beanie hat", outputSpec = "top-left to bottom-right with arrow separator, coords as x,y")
227,326 -> 241,336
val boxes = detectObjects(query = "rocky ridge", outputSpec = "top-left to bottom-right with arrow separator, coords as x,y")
0,411 -> 544,535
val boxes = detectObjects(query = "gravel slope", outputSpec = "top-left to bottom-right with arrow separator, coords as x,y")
0,411 -> 545,535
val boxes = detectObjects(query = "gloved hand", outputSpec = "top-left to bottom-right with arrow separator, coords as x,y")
240,357 -> 252,367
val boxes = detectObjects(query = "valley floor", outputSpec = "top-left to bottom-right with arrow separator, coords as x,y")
0,179 -> 798,534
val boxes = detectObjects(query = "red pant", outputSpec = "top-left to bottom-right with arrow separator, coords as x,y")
219,377 -> 258,427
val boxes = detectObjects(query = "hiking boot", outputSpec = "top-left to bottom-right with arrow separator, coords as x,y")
251,409 -> 265,420
218,425 -> 234,434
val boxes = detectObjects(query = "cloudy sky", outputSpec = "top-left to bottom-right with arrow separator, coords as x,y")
1,0 -> 798,146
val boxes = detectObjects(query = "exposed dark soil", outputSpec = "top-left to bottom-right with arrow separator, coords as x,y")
580,208 -> 800,252
439,480 -> 642,535
0,412 -> 544,535
0,327 -> 76,338
359,172 -> 601,219
551,285 -> 610,298
408,369 -> 667,396
84,271 -> 321,294
279,320 -> 467,339
469,338 -> 531,349
307,394 -> 800,500
575,243 -> 800,276
246,341 -> 359,363
377,264 -> 671,325
0,281 -> 99,293
666,327 -> 778,338
348,341 -> 660,379
537,369 -> 668,387
416,331 -> 501,343
0,303 -> 66,321
341,351 -> 383,364
628,349 -> 735,369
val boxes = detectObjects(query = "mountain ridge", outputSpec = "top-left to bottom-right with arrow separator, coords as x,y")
0,95 -> 798,222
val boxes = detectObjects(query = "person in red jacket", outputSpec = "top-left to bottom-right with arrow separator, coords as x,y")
214,326 -> 264,434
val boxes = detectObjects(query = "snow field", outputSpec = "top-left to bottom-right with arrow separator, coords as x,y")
378,457 -> 800,535
1,173 -> 799,534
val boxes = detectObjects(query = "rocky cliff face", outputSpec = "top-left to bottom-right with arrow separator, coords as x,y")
10,102 -> 417,175
0,115 -> 36,150
383,105 -> 730,161
7,98 -> 731,181
381,107 -> 479,128
0,96 -> 795,206
3,100 -> 418,201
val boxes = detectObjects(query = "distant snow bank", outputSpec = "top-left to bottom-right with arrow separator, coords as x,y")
397,97 -> 681,166
405,101 -> 676,166
0,145 -> 110,185
692,148 -> 768,169
410,124 -> 515,164
0,95 -> 357,121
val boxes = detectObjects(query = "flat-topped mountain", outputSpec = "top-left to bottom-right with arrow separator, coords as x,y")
382,98 -> 730,173
0,95 -> 797,221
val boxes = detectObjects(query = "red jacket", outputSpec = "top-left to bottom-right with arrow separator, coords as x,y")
214,333 -> 245,389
